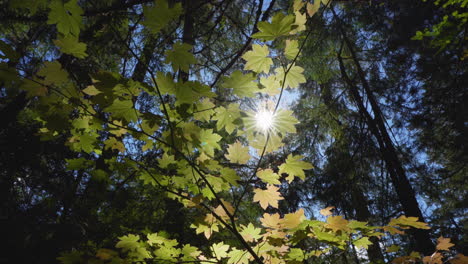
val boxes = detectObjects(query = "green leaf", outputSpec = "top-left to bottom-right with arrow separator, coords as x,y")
260,75 -> 281,96
252,12 -> 295,41
386,244 -> 401,253
353,237 -> 373,249
227,248 -> 250,264
287,248 -> 305,261
221,70 -> 259,97
104,99 -> 139,122
240,223 -> 262,242
37,61 -> 69,85
54,35 -> 87,58
194,98 -> 215,122
165,43 -> 197,72
82,85 -> 101,96
275,64 -> 306,89
155,71 -> 176,94
116,234 -> 140,252
199,129 -> 221,156
213,104 -> 240,134
285,40 -> 299,60
242,44 -> 273,74
220,167 -> 240,186
225,141 -> 250,164
257,168 -> 281,185
275,109 -> 299,134
47,0 -> 83,36
143,0 -> 183,34
278,154 -> 313,182
211,242 -> 229,259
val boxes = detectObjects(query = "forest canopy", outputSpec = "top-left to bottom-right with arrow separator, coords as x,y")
0,0 -> 466,263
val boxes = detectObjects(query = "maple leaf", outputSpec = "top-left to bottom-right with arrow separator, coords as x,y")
47,0 -> 83,36
143,0 -> 182,34
306,1 -> 320,17
285,40 -> 299,60
116,234 -> 140,252
253,185 -> 284,209
450,254 -> 468,264
164,43 -> 197,72
291,11 -> 306,34
274,109 -> 299,135
155,71 -> 176,94
104,99 -> 139,122
278,154 -> 313,182
213,104 -> 241,134
260,213 -> 282,229
54,35 -> 87,58
257,169 -> 281,185
221,70 -> 259,98
275,64 -> 306,89
242,44 -> 273,74
386,245 -> 400,253
37,61 -> 69,85
199,129 -> 222,156
225,141 -> 251,164
252,13 -> 295,41
240,223 -> 262,242
260,75 -> 281,96
436,236 -> 454,251
388,215 -> 430,230
82,85 -> 101,96
212,242 -> 230,259
320,206 -> 335,216
281,209 -> 305,229
325,215 -> 350,232
227,249 -> 250,264
353,237 -> 373,249
104,137 -> 125,153
194,98 -> 215,122
423,252 -> 443,264
220,167 -> 240,186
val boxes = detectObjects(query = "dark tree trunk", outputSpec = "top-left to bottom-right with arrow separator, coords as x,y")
333,7 -> 434,255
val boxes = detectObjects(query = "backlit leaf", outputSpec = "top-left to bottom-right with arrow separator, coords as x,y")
252,13 -> 295,41
165,43 -> 197,72
278,154 -> 313,182
143,0 -> 183,34
225,141 -> 251,164
221,70 -> 259,98
242,44 -> 273,74
253,185 -> 283,209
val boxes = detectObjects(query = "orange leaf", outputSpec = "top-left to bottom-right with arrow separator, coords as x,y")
423,252 -> 443,264
436,236 -> 454,251
450,254 -> 468,264
253,185 -> 283,209
320,206 -> 335,216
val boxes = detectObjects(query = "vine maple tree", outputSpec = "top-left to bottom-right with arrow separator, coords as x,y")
1,0 -> 466,263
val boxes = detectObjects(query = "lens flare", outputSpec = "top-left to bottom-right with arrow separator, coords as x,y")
255,110 -> 275,132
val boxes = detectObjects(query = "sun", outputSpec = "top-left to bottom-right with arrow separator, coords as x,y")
255,109 -> 275,132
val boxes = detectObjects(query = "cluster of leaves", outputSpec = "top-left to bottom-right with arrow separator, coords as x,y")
412,0 -> 467,55
1,0 -> 466,263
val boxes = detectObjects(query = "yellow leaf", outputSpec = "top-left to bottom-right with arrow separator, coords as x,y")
325,215 -> 350,232
261,213 -> 282,229
281,208 -> 305,229
225,141 -> 251,164
253,185 -> 283,209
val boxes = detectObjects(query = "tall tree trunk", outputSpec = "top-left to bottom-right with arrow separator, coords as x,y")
352,188 -> 385,262
333,7 -> 434,255
180,0 -> 196,82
